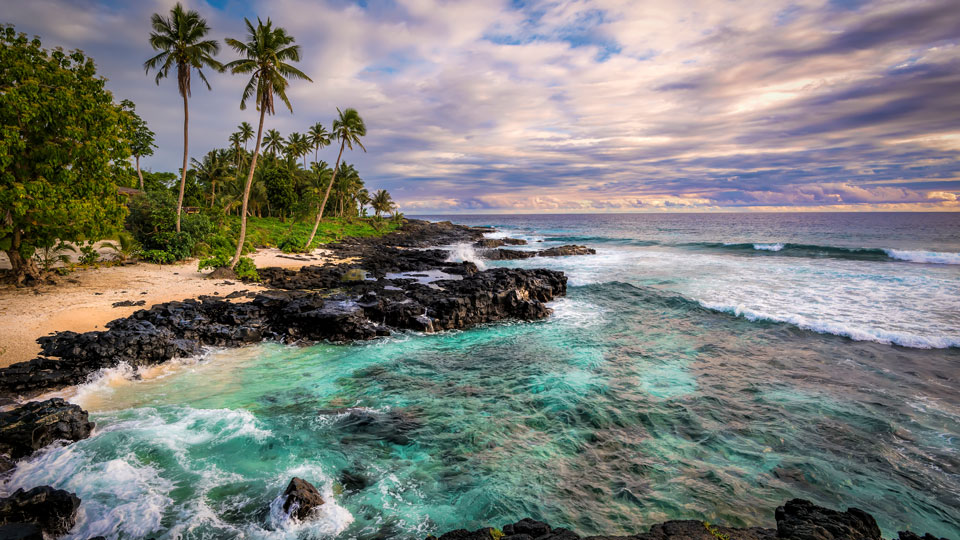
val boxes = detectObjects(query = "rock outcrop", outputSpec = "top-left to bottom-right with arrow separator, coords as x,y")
482,245 -> 596,261
281,477 -> 324,521
0,486 -> 80,538
475,238 -> 528,248
425,499 -> 951,540
0,398 -> 94,459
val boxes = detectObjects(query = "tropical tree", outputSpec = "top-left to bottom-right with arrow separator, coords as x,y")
285,131 -> 309,168
228,132 -> 243,170
371,189 -> 394,218
262,129 -> 285,157
121,100 -> 156,190
144,2 -> 221,232
225,17 -> 311,269
308,122 -> 330,165
1,26 -> 131,284
192,149 -> 231,208
238,121 -> 254,151
305,107 -> 366,248
356,188 -> 371,217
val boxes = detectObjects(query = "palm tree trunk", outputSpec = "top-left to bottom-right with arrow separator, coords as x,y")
211,180 -> 216,208
305,142 -> 344,249
175,93 -> 189,233
136,156 -> 144,191
231,107 -> 266,269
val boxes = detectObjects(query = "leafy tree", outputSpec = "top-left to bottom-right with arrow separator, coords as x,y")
263,166 -> 296,221
225,17 -> 311,269
121,100 -> 157,190
371,189 -> 394,218
306,107 -> 366,248
192,149 -> 231,208
144,2 -> 222,233
0,26 -> 131,284
141,170 -> 178,192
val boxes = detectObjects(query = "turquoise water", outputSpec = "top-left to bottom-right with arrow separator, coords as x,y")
3,213 -> 959,539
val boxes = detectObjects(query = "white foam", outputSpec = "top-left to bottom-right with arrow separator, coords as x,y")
445,242 -> 487,270
700,301 -> 960,349
264,466 -> 355,538
753,243 -> 784,251
883,249 -> 960,265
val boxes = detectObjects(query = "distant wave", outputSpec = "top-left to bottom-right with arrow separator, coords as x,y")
699,301 -> 960,349
544,235 -> 960,264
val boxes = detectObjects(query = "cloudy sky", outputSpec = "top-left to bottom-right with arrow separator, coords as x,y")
5,0 -> 960,212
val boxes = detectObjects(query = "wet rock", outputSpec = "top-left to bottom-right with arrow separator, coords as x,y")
482,249 -> 537,260
475,238 -> 527,248
537,245 -> 596,257
0,399 -> 94,459
281,477 -> 324,521
0,523 -> 43,540
775,498 -> 882,540
897,532 -> 950,540
0,486 -> 80,537
0,454 -> 14,475
111,300 -> 146,308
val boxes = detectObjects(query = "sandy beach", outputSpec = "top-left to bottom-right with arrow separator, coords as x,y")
0,247 -> 340,368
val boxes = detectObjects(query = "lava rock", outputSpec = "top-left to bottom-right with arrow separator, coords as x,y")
536,245 -> 596,257
0,523 -> 43,540
481,249 -> 537,260
0,486 -> 80,537
281,477 -> 324,521
111,300 -> 146,308
775,498 -> 882,540
0,399 -> 94,459
475,238 -> 527,248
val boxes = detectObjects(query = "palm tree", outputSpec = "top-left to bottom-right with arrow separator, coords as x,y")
192,149 -> 231,208
308,122 -> 330,165
262,129 -> 285,158
356,188 -> 371,217
305,107 -> 366,248
285,132 -> 309,168
371,189 -> 394,218
228,132 -> 243,170
238,121 -> 254,151
144,2 -> 222,232
225,17 -> 312,269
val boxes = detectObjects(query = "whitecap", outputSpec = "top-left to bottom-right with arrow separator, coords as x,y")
883,249 -> 960,265
753,243 -> 784,251
445,242 -> 487,270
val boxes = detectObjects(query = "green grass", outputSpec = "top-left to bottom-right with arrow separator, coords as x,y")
227,216 -> 401,251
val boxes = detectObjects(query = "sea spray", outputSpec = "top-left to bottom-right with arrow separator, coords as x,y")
445,242 -> 487,270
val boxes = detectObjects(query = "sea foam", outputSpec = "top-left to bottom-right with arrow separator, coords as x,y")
883,249 -> 960,265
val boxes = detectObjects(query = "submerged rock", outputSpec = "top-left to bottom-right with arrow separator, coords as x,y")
0,522 -> 43,540
0,486 -> 80,537
427,499 -> 950,540
0,398 -> 94,459
281,477 -> 324,521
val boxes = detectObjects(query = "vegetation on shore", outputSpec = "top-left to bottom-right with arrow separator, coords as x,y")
0,2 -> 401,286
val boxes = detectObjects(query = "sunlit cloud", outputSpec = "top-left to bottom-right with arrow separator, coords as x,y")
4,0 -> 958,212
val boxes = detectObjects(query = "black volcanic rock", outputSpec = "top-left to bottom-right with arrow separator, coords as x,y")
482,249 -> 537,261
775,498 -> 883,540
475,238 -> 527,248
427,499 -> 951,540
0,486 -> 80,537
0,399 -> 94,459
281,477 -> 324,521
537,245 -> 596,257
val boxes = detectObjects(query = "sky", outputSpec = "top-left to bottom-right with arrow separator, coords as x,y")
4,0 -> 960,213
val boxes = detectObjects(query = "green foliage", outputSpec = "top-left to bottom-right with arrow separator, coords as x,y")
0,25 -> 131,280
263,166 -> 296,218
703,522 -> 730,540
102,231 -> 141,262
78,242 -> 100,265
198,252 -> 230,271
278,232 -> 308,253
489,529 -> 504,540
33,241 -> 76,271
141,249 -> 176,264
234,256 -> 259,281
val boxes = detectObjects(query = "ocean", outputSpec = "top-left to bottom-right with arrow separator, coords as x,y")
3,212 -> 958,539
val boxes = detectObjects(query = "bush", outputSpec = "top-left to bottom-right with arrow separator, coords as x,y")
234,257 -> 259,281
278,232 -> 308,253
198,253 -> 230,271
143,231 -> 193,261
141,249 -> 176,264
78,242 -> 100,265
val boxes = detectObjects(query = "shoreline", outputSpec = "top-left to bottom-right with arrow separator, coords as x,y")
0,247 -> 343,368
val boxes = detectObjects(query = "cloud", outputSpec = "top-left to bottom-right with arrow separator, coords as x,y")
3,0 -> 959,213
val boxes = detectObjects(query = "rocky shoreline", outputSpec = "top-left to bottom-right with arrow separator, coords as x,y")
0,220 -> 952,539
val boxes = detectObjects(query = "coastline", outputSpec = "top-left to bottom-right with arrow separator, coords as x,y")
0,247 -> 345,368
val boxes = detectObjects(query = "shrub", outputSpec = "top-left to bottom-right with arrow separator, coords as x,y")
198,253 -> 230,271
78,242 -> 100,265
234,257 -> 259,281
278,233 -> 308,253
143,231 -> 193,261
141,249 -> 176,264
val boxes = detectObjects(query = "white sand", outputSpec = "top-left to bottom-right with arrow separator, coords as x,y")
0,248 -> 344,367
